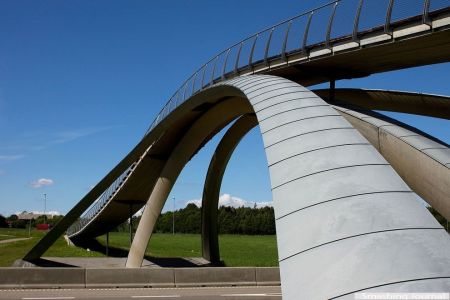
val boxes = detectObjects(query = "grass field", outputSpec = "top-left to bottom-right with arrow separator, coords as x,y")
0,228 -> 278,267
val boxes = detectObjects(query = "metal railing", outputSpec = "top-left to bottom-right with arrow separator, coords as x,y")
67,145 -> 153,236
145,0 -> 447,134
67,0 -> 449,237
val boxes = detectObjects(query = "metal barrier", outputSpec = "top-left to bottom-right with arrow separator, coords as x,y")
67,0 -> 449,238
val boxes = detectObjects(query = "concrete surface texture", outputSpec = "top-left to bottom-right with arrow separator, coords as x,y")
0,267 -> 280,289
333,106 -> 450,221
226,76 -> 450,299
314,88 -> 450,119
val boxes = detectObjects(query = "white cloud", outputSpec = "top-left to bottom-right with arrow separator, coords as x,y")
29,178 -> 54,188
51,127 -> 113,144
186,193 -> 272,209
3,126 -> 117,153
0,155 -> 25,162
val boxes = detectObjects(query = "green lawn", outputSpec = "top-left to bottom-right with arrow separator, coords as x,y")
0,228 -> 103,267
98,232 -> 278,267
0,228 -> 278,267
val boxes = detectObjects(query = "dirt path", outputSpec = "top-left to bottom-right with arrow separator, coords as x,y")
0,237 -> 32,244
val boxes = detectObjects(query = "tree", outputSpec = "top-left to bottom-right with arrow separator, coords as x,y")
0,215 -> 7,228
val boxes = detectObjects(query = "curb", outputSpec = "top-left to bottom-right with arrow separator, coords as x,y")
0,267 -> 280,289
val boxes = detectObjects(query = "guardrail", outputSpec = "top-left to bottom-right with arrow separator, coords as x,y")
67,0 -> 449,238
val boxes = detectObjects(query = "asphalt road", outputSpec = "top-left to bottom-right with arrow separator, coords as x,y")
0,286 -> 281,300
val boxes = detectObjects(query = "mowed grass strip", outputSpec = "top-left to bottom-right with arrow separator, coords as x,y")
0,228 -> 103,267
97,232 -> 279,267
0,228 -> 278,267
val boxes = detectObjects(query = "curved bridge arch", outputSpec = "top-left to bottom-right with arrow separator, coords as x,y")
122,75 -> 450,299
201,114 -> 258,264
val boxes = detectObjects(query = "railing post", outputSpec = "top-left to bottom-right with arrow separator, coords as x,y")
326,2 -> 339,48
281,21 -> 292,62
353,0 -> 364,41
201,63 -> 208,89
222,48 -> 231,79
210,56 -> 219,85
422,0 -> 431,25
191,72 -> 198,95
303,12 -> 314,53
384,0 -> 395,34
182,82 -> 189,102
248,34 -> 258,67
234,42 -> 243,74
264,27 -> 275,66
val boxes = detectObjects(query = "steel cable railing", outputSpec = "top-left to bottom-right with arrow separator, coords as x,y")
145,0 -> 448,135
68,0 -> 449,237
67,144 -> 154,236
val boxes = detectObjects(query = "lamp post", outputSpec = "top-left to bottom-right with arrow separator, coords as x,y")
43,193 -> 47,225
172,197 -> 175,235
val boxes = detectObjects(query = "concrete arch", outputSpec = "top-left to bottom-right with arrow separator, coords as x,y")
201,114 -> 258,264
201,104 -> 450,267
125,75 -> 450,299
334,105 -> 450,220
314,88 -> 450,120
125,97 -> 253,267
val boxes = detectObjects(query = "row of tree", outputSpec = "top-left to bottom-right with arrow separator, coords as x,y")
0,214 -> 64,229
1,204 -> 448,234
114,203 -> 276,235
114,205 -> 450,235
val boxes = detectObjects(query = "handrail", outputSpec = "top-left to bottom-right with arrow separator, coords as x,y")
144,0 -> 448,135
67,144 -> 154,237
68,0 -> 449,238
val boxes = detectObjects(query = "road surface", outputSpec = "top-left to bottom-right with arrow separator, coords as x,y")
0,286 -> 281,299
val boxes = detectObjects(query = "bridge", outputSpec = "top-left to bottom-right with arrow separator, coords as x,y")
23,1 -> 450,299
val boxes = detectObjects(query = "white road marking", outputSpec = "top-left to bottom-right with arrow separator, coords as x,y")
131,296 -> 180,298
220,294 -> 281,297
22,297 -> 75,300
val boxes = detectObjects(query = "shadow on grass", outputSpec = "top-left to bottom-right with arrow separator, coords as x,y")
65,239 -> 218,268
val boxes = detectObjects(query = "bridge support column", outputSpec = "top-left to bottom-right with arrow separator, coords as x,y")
126,98 -> 253,267
201,115 -> 257,264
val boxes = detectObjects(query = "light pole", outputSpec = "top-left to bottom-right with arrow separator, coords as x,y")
43,193 -> 47,225
172,197 -> 175,235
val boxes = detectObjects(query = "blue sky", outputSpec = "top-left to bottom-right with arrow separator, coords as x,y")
0,0 -> 448,216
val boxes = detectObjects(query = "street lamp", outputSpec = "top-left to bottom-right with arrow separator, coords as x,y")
172,197 -> 175,235
43,193 -> 47,225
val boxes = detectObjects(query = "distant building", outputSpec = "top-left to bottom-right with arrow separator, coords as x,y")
17,211 -> 60,220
